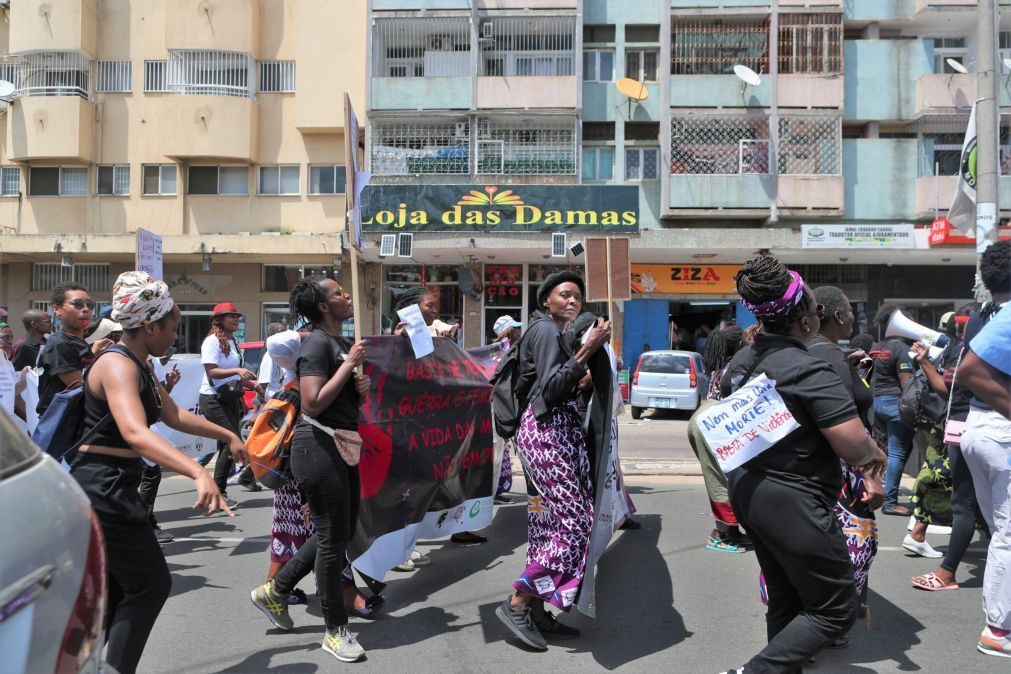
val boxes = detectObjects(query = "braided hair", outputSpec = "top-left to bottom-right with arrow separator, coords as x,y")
393,285 -> 434,318
289,279 -> 328,327
735,256 -> 814,334
702,326 -> 746,375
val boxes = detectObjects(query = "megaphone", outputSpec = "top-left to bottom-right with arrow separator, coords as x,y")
884,310 -> 948,359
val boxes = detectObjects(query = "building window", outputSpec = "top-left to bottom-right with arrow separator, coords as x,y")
477,117 -> 577,175
625,49 -> 658,82
0,63 -> 20,91
373,17 -> 471,78
480,16 -> 576,76
625,148 -> 659,181
372,119 -> 471,175
626,25 -> 660,43
263,265 -> 342,293
0,167 -> 19,196
188,166 -> 249,195
671,17 -> 768,75
582,146 -> 614,181
29,167 -> 88,197
167,50 -> 253,98
144,60 -> 169,92
19,51 -> 90,99
32,263 -> 111,292
1001,32 -> 1011,74
671,115 -> 771,174
625,122 -> 660,141
308,165 -> 347,195
583,122 -> 615,142
778,14 -> 843,74
259,165 -> 300,195
931,38 -> 967,74
97,60 -> 132,93
583,49 -> 614,82
96,165 -> 130,195
583,25 -> 616,44
383,265 -> 463,336
142,164 -> 177,195
258,60 -> 295,92
777,115 -> 842,175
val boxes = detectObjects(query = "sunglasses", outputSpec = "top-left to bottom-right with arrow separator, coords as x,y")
64,299 -> 96,311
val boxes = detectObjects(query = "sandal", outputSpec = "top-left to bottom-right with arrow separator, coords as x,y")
911,572 -> 959,591
706,535 -> 748,554
346,593 -> 386,618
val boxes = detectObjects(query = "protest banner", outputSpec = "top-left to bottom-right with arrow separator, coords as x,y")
694,373 -> 800,473
349,335 -> 496,580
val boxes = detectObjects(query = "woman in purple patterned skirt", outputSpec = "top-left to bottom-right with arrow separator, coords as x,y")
494,271 -> 612,651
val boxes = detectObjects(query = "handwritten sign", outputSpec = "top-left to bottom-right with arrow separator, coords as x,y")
695,374 -> 800,473
396,303 -> 434,359
136,228 -> 163,281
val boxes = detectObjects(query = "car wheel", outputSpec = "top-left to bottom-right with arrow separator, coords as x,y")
631,406 -> 642,420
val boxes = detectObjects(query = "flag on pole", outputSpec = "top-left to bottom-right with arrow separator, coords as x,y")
947,103 -> 977,237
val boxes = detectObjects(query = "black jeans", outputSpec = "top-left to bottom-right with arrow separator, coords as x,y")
731,474 -> 858,673
138,463 -> 161,527
941,442 -> 990,573
272,424 -> 360,630
198,393 -> 244,493
71,453 -> 172,674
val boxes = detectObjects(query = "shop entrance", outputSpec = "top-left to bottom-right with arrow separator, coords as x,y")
623,298 -> 741,371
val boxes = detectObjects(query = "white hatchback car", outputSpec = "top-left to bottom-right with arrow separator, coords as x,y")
628,350 -> 708,418
0,409 -> 108,673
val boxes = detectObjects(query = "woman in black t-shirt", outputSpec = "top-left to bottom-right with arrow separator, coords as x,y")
248,278 -> 370,663
718,257 -> 886,674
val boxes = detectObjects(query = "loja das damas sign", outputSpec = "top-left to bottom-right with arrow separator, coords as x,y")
361,184 -> 640,232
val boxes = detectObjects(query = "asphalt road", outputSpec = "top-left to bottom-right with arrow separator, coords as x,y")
140,474 -> 1006,673
616,408 -> 696,461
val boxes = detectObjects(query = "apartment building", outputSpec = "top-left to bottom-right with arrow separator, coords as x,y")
0,0 -> 366,350
361,0 -> 1011,368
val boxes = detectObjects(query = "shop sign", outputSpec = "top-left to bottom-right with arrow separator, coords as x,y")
928,217 -> 1011,246
362,184 -> 639,232
801,224 -> 915,249
632,264 -> 740,295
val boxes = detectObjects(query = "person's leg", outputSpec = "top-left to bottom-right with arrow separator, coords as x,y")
878,396 -> 913,506
938,443 -> 978,580
199,394 -> 235,494
138,463 -> 162,527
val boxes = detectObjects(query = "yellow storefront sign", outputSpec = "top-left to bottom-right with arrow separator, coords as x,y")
631,264 -> 741,295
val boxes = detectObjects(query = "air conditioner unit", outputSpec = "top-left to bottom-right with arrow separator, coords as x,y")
551,233 -> 567,258
455,122 -> 468,138
482,21 -> 494,38
429,35 -> 449,50
379,234 -> 396,257
397,233 -> 414,258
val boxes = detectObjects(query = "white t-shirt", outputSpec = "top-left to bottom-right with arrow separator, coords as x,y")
200,335 -> 241,395
257,350 -> 294,400
0,351 -> 16,417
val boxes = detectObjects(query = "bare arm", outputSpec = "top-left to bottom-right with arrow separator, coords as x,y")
959,350 -> 1011,419
57,370 -> 83,387
157,383 -> 247,464
301,341 -> 366,418
203,363 -> 256,381
819,417 -> 887,478
912,343 -> 948,396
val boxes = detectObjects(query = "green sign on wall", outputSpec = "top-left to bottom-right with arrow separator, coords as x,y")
361,184 -> 640,232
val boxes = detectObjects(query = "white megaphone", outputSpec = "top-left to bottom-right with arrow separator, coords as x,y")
884,310 -> 948,360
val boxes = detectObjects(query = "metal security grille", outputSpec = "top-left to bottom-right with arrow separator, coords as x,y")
778,115 -> 841,175
0,59 -> 20,90
778,14 -> 842,74
790,264 -> 866,284
19,51 -> 91,99
671,17 -> 768,75
913,114 -> 1011,176
371,118 -> 471,175
479,16 -> 576,76
167,50 -> 253,98
97,60 -> 132,92
373,16 -> 471,78
258,60 -> 295,92
477,117 -> 576,175
144,60 -> 168,92
32,263 -> 111,292
670,114 -> 770,174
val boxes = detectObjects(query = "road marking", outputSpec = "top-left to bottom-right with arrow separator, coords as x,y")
171,537 -> 246,543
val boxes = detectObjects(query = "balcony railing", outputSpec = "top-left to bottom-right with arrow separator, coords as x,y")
373,17 -> 471,78
480,16 -> 576,76
5,51 -> 92,100
166,50 -> 254,98
372,118 -> 472,175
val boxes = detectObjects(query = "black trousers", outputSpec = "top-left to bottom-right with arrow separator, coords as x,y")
272,424 -> 360,631
198,393 -> 244,493
138,463 -> 161,527
941,442 -> 990,573
71,453 -> 172,674
731,474 -> 858,673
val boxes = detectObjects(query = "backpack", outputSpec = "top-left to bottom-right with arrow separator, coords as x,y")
245,381 -> 300,489
489,334 -> 539,440
898,368 -> 946,428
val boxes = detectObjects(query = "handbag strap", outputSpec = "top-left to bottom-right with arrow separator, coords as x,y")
301,413 -> 336,438
943,347 -> 964,428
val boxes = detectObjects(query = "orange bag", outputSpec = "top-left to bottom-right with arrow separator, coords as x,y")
245,382 -> 299,489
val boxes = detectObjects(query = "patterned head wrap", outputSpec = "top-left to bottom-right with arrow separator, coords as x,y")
741,270 -> 806,321
111,271 -> 175,329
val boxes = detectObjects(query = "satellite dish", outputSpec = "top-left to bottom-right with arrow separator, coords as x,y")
0,80 -> 15,99
733,65 -> 762,87
946,58 -> 968,74
616,77 -> 649,102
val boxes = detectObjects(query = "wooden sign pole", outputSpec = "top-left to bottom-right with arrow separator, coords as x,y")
344,93 -> 364,372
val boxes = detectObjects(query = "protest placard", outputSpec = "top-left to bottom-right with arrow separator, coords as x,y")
695,373 -> 800,473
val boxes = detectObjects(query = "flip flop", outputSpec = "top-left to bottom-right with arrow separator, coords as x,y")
911,572 -> 958,591
902,535 -> 942,559
706,535 -> 748,554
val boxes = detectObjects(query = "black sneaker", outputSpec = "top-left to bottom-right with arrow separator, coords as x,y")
153,526 -> 174,545
495,597 -> 547,651
534,612 -> 580,640
239,478 -> 262,492
224,497 -> 240,510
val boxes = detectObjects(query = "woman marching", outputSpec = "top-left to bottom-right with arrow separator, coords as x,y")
494,271 -> 611,650
718,257 -> 886,673
70,272 -> 247,674
248,278 -> 371,663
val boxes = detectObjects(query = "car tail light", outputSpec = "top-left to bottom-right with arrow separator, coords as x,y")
55,510 -> 107,674
632,356 -> 643,387
689,358 -> 698,389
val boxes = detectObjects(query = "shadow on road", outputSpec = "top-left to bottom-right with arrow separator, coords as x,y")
215,641 -> 320,673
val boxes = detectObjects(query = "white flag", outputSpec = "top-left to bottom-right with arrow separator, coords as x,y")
947,103 -> 977,236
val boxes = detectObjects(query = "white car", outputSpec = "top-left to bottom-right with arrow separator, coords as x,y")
628,350 -> 708,418
0,409 -> 109,673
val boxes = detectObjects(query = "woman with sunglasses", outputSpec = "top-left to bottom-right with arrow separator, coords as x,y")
36,283 -> 98,417
718,257 -> 886,673
71,272 -> 246,674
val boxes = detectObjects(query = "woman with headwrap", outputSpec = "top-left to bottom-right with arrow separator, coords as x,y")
494,271 -> 611,651
71,271 -> 248,674
687,326 -> 753,552
718,257 -> 886,673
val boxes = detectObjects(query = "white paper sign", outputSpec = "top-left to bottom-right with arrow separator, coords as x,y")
136,228 -> 163,280
695,374 -> 800,473
0,354 -> 16,416
396,304 -> 434,359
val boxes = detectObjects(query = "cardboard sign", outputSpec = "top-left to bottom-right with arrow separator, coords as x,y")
695,374 -> 800,473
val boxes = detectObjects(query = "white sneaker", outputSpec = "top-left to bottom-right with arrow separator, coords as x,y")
322,625 -> 365,662
902,534 -> 942,558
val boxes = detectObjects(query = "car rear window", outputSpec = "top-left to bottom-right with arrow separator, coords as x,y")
639,353 -> 691,374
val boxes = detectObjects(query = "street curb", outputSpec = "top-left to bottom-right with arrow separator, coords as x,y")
513,458 -> 701,477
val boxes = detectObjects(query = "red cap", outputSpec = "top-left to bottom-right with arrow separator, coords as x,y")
212,302 -> 241,317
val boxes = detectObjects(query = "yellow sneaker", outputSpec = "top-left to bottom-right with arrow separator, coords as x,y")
249,580 -> 293,630
322,625 -> 365,662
